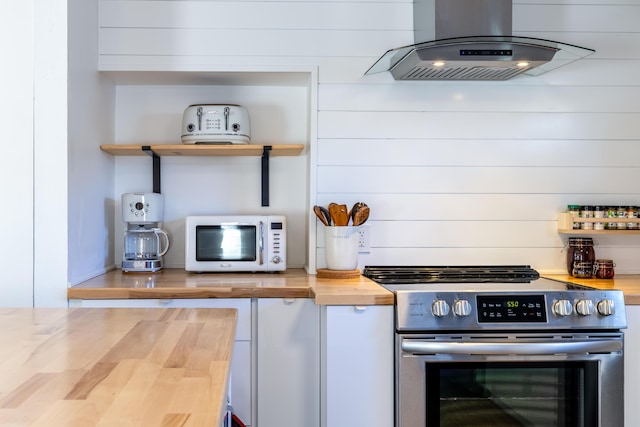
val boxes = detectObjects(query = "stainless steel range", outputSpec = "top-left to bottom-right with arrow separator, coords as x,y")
363,265 -> 627,427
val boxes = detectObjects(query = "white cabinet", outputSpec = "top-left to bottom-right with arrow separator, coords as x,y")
321,305 -> 394,427
68,298 -> 253,426
625,305 -> 640,427
256,298 -> 320,427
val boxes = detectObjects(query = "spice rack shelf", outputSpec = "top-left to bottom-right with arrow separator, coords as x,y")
558,213 -> 640,235
100,143 -> 304,206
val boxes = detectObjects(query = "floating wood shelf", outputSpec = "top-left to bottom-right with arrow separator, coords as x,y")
100,144 -> 303,157
100,143 -> 304,206
558,212 -> 640,235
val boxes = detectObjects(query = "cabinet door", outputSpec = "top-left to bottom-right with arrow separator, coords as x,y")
322,305 -> 394,427
68,298 -> 252,425
257,298 -> 320,427
625,305 -> 640,427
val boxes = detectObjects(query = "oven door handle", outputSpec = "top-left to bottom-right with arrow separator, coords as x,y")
402,339 -> 623,355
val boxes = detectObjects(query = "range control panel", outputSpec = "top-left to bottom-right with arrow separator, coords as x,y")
395,290 -> 627,332
477,294 -> 547,323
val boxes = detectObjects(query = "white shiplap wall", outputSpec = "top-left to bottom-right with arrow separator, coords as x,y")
97,0 -> 640,274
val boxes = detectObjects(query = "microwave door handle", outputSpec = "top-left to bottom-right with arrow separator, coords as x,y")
258,221 -> 264,265
402,339 -> 623,356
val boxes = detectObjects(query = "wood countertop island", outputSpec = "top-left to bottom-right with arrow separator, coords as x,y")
0,307 -> 237,426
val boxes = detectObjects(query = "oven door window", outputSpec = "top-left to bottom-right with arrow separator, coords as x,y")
196,225 -> 257,262
425,361 -> 598,427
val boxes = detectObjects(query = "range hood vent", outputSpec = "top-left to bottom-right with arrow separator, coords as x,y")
365,0 -> 594,81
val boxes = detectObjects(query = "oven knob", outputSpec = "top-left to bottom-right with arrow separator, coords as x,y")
553,299 -> 573,316
576,299 -> 595,316
597,299 -> 616,316
431,300 -> 450,317
453,300 -> 472,317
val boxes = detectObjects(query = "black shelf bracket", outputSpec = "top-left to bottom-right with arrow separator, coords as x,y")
139,145 -> 275,203
142,146 -> 161,194
261,146 -> 272,206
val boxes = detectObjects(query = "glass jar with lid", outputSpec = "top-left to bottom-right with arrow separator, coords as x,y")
566,237 -> 595,275
594,259 -> 615,279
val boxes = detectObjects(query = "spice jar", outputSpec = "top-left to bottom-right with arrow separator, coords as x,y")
594,259 -> 615,279
616,206 -> 627,230
594,205 -> 606,231
567,205 -> 581,230
627,206 -> 638,230
580,205 -> 594,230
566,237 -> 595,275
572,261 -> 593,279
606,206 -> 617,230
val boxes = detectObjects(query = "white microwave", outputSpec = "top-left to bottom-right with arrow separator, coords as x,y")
185,215 -> 286,272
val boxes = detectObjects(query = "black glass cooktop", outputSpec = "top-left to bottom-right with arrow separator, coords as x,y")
363,265 -> 540,285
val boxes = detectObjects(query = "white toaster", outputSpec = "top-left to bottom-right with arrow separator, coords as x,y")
181,104 -> 251,144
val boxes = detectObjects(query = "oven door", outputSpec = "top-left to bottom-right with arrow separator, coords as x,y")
397,332 -> 624,427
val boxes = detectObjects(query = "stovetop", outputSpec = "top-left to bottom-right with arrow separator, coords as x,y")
363,265 -> 540,284
362,265 -> 588,293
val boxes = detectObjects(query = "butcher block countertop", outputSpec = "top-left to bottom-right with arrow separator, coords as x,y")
68,268 -> 395,306
0,307 -> 236,426
67,269 -> 640,306
543,274 -> 640,305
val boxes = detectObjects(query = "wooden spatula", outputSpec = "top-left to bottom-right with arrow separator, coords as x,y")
329,203 -> 349,226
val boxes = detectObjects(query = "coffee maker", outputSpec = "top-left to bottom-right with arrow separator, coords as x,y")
121,192 -> 170,272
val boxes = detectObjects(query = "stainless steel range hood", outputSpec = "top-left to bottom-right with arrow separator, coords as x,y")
365,0 -> 595,80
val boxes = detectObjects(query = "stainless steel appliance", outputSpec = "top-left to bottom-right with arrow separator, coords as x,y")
121,193 -> 170,272
365,0 -> 595,80
181,104 -> 250,144
363,265 -> 627,427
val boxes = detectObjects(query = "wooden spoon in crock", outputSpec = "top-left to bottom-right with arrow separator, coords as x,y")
313,205 -> 331,226
352,204 -> 370,226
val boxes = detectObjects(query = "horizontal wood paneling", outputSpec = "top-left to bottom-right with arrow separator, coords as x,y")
318,111 -> 640,140
317,165 -> 640,194
514,4 -> 640,32
100,2 -> 640,33
98,0 -> 640,273
99,1 -> 411,30
318,85 -> 640,113
317,140 -> 640,167
99,28 -> 411,56
99,2 -> 640,60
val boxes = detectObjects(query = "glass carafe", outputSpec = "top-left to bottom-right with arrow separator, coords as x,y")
124,228 -> 170,261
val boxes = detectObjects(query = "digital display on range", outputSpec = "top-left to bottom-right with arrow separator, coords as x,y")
477,295 -> 547,323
